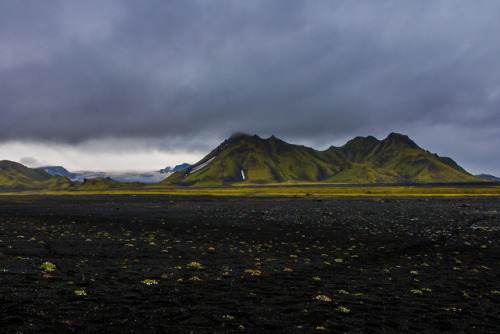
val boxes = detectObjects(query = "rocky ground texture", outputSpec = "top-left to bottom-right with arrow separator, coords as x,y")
0,195 -> 499,332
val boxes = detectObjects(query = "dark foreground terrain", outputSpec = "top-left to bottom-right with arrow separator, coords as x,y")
0,195 -> 499,333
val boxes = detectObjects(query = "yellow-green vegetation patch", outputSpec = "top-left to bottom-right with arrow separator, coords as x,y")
40,262 -> 56,271
3,183 -> 500,197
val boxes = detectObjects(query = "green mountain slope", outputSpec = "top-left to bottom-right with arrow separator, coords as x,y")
163,133 -> 481,186
0,160 -> 78,191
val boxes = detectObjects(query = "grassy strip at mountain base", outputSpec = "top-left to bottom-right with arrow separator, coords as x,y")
141,184 -> 500,197
1,184 -> 499,197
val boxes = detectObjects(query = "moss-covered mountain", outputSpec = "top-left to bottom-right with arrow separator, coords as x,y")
0,160 -> 78,191
163,133 -> 481,186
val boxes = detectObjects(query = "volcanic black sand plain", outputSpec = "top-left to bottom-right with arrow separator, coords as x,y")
1,195 -> 499,333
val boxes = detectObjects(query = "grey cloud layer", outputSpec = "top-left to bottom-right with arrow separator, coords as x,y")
1,1 -> 499,159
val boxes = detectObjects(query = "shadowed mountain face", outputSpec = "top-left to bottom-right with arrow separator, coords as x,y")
0,160 -> 78,191
163,133 -> 481,186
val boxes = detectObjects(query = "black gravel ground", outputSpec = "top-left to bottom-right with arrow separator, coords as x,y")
0,195 -> 499,333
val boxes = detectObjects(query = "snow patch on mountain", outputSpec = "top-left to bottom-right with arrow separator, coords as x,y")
190,157 -> 216,174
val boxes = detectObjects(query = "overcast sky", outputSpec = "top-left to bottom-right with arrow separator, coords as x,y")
1,1 -> 499,174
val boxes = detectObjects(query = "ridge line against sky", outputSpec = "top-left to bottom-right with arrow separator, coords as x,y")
1,1 -> 499,175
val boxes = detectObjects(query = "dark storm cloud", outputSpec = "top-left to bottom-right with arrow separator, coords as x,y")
1,0 -> 500,172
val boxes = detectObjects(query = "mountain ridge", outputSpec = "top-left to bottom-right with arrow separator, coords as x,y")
37,166 -> 77,179
163,133 -> 481,186
0,133 -> 488,191
0,160 -> 78,191
159,163 -> 192,174
475,174 -> 500,181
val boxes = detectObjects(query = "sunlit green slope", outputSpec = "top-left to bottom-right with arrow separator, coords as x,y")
325,133 -> 479,183
163,133 -> 482,186
164,134 -> 340,186
0,160 -> 78,191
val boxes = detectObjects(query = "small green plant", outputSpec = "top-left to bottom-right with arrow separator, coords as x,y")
335,306 -> 350,313
314,295 -> 332,302
41,262 -> 56,271
444,307 -> 461,312
141,279 -> 158,285
186,262 -> 203,269
244,269 -> 261,276
74,290 -> 87,296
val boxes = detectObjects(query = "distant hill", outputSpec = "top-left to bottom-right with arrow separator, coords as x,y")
37,166 -> 77,179
162,133 -> 482,186
159,163 -> 192,174
475,174 -> 500,181
32,164 -> 185,183
72,170 -> 167,183
78,177 -> 144,190
0,160 -> 78,191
